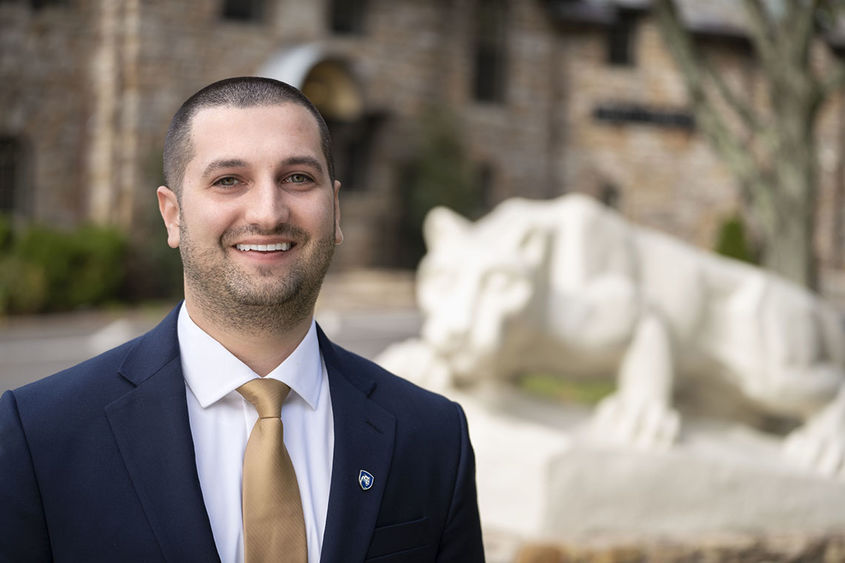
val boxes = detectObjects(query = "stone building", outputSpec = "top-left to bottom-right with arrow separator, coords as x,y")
1,0 -> 843,276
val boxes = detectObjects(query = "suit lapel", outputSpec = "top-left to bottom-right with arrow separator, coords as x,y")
318,328 -> 396,563
105,308 -> 220,563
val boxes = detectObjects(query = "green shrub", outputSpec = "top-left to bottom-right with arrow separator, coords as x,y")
714,213 -> 757,264
66,224 -> 126,307
13,225 -> 76,310
0,256 -> 48,314
0,222 -> 127,314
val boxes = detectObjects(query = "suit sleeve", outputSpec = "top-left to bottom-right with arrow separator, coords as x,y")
0,390 -> 52,562
436,402 -> 485,562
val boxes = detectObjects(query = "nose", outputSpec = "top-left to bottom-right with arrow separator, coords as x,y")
244,177 -> 290,229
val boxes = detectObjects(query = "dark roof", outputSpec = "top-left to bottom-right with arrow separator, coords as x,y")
546,0 -> 744,33
544,0 -> 818,41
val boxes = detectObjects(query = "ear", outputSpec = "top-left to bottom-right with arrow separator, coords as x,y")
519,227 -> 552,270
423,207 -> 472,250
156,186 -> 181,248
333,179 -> 344,245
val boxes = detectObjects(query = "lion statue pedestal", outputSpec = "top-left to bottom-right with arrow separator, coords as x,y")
451,384 -> 845,542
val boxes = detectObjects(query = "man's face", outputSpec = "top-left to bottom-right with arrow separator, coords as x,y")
157,103 -> 342,319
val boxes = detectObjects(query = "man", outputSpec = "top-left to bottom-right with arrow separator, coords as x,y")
0,77 -> 485,562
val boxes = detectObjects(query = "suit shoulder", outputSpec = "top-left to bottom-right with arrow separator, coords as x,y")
11,306 -> 180,405
10,336 -> 141,410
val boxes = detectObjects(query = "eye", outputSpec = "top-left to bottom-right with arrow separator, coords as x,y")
285,173 -> 312,184
213,176 -> 240,187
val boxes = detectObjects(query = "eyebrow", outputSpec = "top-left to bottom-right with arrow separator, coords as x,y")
281,156 -> 325,175
201,159 -> 248,179
201,156 -> 325,179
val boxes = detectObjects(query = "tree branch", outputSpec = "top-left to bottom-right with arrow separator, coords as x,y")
653,0 -> 830,287
705,58 -> 762,131
790,0 -> 822,65
743,0 -> 778,50
742,0 -> 785,80
653,0 -> 760,177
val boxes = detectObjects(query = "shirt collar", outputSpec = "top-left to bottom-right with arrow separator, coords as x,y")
177,303 -> 323,410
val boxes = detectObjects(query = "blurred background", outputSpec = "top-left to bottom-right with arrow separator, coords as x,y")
1,0 -> 845,312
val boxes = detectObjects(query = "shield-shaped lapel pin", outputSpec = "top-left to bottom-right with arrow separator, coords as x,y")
358,469 -> 374,491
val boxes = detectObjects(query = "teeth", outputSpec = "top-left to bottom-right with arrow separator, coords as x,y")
236,242 -> 292,252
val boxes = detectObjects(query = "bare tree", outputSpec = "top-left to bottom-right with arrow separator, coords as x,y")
654,0 -> 845,289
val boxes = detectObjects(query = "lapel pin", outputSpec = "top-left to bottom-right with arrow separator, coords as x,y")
358,469 -> 374,491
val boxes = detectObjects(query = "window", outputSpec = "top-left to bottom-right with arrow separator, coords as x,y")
222,0 -> 263,22
329,0 -> 366,35
593,103 -> 695,130
30,0 -> 68,10
0,136 -> 27,216
607,10 -> 637,66
473,0 -> 508,103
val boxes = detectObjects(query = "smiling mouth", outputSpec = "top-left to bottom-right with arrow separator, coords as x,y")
235,242 -> 294,252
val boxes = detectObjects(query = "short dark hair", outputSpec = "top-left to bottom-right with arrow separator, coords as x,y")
162,76 -> 335,194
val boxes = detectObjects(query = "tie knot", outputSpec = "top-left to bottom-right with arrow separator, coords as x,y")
237,378 -> 291,418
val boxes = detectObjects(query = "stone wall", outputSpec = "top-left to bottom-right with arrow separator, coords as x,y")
0,1 -> 97,226
1,0 -> 843,275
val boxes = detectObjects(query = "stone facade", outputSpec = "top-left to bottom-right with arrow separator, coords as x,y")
1,0 -> 843,274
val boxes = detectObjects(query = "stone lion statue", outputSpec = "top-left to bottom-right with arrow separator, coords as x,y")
377,194 -> 845,478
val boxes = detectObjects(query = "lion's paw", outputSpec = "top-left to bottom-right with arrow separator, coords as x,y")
784,420 -> 845,479
590,393 -> 680,449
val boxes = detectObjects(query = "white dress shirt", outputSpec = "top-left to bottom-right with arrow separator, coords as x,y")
177,304 -> 334,563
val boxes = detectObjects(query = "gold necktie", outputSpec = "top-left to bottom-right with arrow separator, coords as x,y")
237,379 -> 307,563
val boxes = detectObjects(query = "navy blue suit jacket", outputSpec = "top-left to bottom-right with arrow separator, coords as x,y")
0,307 -> 484,562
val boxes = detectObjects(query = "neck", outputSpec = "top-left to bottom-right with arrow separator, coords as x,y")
184,295 -> 315,377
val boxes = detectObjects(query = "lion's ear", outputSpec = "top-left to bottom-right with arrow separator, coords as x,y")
519,227 -> 552,269
423,207 -> 472,250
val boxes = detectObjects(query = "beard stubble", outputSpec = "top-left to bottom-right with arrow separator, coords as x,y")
179,221 -> 336,335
